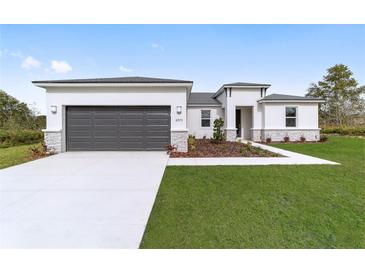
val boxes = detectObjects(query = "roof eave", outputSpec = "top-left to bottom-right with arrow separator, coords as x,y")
33,82 -> 193,89
187,104 -> 222,107
212,84 -> 271,98
258,99 -> 326,103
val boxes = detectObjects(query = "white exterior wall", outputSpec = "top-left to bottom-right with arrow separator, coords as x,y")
240,107 -> 253,139
225,88 -> 263,130
45,86 -> 188,131
263,102 -> 319,129
187,106 -> 224,138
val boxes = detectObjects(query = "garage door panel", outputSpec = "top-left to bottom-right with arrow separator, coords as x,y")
146,119 -> 170,125
93,120 -> 118,126
145,125 -> 169,131
66,106 -> 170,151
67,119 -> 93,126
120,119 -> 144,125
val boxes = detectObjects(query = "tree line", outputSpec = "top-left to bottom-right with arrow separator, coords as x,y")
0,90 -> 45,130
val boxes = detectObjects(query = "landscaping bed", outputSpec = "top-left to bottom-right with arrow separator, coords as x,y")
170,139 -> 280,158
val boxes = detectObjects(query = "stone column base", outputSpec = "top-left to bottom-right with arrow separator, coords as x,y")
250,129 -> 263,142
225,128 -> 237,142
43,130 -> 62,153
171,130 -> 188,152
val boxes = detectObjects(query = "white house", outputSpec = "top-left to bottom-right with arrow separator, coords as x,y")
33,76 -> 324,153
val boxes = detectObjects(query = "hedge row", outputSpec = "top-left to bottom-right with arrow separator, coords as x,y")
0,130 -> 44,148
321,126 -> 365,136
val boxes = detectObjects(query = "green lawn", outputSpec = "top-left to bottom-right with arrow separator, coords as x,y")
0,143 -> 43,169
141,136 -> 365,248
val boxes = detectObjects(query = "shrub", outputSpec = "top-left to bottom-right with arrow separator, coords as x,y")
320,135 -> 328,142
165,144 -> 177,154
300,136 -> 306,142
212,118 -> 224,143
283,136 -> 290,142
0,129 -> 43,148
266,137 -> 272,144
188,135 -> 196,151
321,126 -> 365,136
29,144 -> 47,158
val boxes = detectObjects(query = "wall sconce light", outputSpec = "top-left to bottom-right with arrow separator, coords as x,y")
50,105 -> 57,114
176,105 -> 182,115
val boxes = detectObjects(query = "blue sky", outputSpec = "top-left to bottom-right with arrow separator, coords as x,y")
1,24 -> 364,114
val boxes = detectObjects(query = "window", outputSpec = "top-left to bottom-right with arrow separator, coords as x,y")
201,110 -> 211,127
285,107 -> 297,127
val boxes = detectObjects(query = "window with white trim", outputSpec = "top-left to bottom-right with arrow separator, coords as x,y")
285,107 -> 297,127
201,110 -> 211,127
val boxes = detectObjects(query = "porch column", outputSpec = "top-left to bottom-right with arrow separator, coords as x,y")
224,98 -> 236,141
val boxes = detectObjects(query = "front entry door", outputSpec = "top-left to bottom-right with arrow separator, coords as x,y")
236,109 -> 241,138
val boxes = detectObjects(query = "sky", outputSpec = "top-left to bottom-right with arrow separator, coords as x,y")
0,24 -> 364,114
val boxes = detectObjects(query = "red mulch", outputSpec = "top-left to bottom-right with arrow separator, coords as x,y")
170,139 -> 280,158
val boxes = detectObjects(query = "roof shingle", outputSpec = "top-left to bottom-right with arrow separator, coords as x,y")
258,93 -> 324,101
32,76 -> 193,84
188,93 -> 221,105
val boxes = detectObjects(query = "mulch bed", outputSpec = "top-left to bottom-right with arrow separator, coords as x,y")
170,139 -> 281,158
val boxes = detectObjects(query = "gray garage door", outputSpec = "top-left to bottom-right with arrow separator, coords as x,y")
66,106 -> 170,151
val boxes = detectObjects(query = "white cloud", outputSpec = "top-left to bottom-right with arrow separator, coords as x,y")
51,60 -> 72,73
1,49 -> 24,58
21,56 -> 41,69
119,65 -> 134,72
151,43 -> 164,51
10,50 -> 23,58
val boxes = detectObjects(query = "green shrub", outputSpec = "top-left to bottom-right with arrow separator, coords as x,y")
188,135 -> 196,151
321,126 -> 365,136
320,135 -> 328,142
0,129 -> 43,148
212,118 -> 224,143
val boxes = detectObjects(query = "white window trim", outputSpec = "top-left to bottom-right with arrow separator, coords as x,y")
285,106 -> 298,128
201,109 -> 212,128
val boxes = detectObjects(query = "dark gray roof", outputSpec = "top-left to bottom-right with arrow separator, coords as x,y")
188,93 -> 221,106
223,82 -> 271,87
32,76 -> 193,84
258,93 -> 324,101
212,82 -> 271,97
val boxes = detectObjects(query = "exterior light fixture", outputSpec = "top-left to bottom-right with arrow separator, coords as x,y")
50,105 -> 57,113
176,105 -> 182,115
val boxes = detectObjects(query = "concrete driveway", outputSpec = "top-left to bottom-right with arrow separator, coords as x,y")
0,152 -> 169,248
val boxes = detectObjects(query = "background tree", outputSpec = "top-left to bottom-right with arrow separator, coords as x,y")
0,89 -> 45,129
306,64 -> 365,126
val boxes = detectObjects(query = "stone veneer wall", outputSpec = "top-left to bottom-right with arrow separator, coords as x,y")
44,131 -> 62,153
225,129 -> 237,142
171,130 -> 188,152
251,129 -> 320,142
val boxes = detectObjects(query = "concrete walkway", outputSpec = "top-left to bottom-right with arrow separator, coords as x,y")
0,152 -> 169,248
168,142 -> 339,166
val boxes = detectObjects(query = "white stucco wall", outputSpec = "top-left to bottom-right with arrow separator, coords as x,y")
263,102 -> 319,129
225,87 -> 263,130
240,107 -> 253,139
187,106 -> 224,138
44,86 -> 188,132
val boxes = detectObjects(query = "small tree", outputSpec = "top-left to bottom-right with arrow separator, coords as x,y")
212,118 -> 224,143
